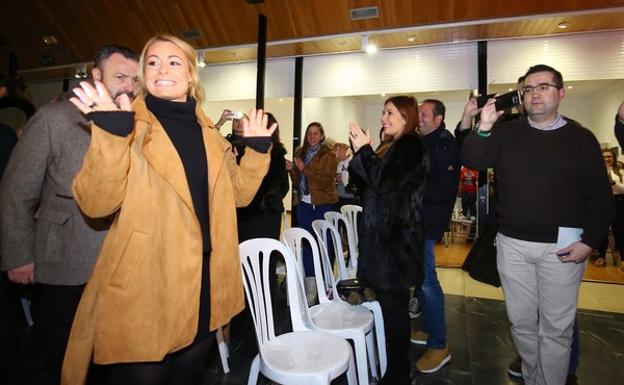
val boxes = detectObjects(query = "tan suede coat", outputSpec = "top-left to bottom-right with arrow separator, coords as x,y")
61,96 -> 269,385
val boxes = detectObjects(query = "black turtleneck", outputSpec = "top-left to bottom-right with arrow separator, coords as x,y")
145,94 -> 211,254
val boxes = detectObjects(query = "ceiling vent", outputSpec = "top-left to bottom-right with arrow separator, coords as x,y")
179,29 -> 203,40
350,6 -> 379,21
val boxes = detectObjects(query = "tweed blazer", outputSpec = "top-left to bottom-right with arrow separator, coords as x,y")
0,100 -> 109,285
61,95 -> 270,385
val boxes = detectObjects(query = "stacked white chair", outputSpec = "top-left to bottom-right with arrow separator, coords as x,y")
339,204 -> 363,268
312,219 -> 387,377
239,238 -> 357,385
322,211 -> 356,279
283,227 -> 377,385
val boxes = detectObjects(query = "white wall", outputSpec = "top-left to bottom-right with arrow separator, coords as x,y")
303,43 -> 478,97
591,82 -> 624,152
302,96 -> 364,146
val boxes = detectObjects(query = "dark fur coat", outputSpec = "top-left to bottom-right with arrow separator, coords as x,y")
349,134 -> 427,291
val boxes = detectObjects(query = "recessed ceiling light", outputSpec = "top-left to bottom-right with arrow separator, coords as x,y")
508,88 -> 514,92
361,35 -> 377,54
42,35 -> 58,45
366,44 -> 378,54
567,85 -> 573,89
407,36 -> 416,42
558,22 -> 570,29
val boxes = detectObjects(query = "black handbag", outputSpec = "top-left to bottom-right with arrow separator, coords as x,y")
336,278 -> 376,305
462,222 -> 501,287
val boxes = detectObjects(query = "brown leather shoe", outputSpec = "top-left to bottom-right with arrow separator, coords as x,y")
410,330 -> 428,345
416,346 -> 451,373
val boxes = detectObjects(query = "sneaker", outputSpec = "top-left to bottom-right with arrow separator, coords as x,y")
507,355 -> 522,378
566,374 -> 578,385
410,330 -> 428,345
408,296 -> 422,319
415,346 -> 451,373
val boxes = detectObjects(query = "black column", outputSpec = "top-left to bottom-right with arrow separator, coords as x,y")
477,41 -> 487,98
256,14 -> 267,110
293,57 -> 303,150
477,41 -> 488,235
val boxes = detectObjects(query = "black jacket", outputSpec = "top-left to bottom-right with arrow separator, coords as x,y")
422,124 -> 460,239
227,133 -> 289,218
349,134 -> 427,291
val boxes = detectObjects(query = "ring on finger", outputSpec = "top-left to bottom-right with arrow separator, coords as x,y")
89,102 -> 97,108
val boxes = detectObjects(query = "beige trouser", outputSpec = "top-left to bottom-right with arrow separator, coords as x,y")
496,233 -> 586,385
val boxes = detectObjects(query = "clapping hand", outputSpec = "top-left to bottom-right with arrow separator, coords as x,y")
70,80 -> 131,114
242,108 -> 277,138
348,122 -> 370,152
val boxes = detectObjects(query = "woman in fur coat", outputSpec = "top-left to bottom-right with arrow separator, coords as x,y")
348,95 -> 427,385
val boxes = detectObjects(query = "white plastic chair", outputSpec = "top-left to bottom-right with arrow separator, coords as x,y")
322,211 -> 356,279
312,219 -> 387,377
216,327 -> 229,373
239,238 -> 357,385
283,227 -> 378,385
339,205 -> 364,269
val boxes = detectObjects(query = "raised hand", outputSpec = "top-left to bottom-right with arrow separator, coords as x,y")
478,98 -> 503,132
70,80 -> 132,115
242,108 -> 277,138
348,122 -> 370,152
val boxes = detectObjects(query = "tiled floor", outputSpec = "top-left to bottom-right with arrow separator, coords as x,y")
200,267 -> 624,385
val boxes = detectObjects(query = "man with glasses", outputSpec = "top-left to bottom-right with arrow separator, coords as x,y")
0,45 -> 138,385
461,64 -> 612,385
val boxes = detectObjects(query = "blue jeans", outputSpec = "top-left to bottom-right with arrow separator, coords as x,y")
296,201 -> 335,277
417,239 -> 447,349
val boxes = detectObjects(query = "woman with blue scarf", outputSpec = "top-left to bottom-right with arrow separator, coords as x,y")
289,122 -> 338,302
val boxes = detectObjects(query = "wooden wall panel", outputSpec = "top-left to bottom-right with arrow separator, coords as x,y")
2,0 -> 624,80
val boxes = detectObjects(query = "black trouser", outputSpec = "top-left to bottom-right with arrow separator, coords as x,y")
376,289 -> 411,385
598,195 -> 624,259
0,274 -> 15,385
101,336 -> 214,385
24,283 -> 85,385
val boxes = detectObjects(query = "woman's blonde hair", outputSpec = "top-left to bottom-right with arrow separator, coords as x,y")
138,33 -> 205,104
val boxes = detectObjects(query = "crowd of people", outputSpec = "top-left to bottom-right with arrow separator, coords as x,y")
0,31 -> 620,385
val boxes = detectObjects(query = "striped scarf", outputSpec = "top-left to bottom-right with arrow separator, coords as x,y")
299,143 -> 321,196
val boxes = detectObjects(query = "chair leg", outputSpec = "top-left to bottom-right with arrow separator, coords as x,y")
216,327 -> 230,373
352,335 -> 369,385
366,330 -> 379,380
345,350 -> 358,385
363,301 -> 387,376
247,354 -> 260,385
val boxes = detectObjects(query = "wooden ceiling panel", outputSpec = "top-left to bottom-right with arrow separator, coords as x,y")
2,0 -> 624,81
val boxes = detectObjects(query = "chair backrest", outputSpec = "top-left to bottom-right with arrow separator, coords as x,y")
312,218 -> 349,283
325,210 -> 357,271
239,238 -> 312,344
339,205 -> 362,268
282,227 -> 333,304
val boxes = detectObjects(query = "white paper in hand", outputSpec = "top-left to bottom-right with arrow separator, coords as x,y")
556,227 -> 583,250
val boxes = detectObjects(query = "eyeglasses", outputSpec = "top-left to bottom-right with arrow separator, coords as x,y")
521,83 -> 562,96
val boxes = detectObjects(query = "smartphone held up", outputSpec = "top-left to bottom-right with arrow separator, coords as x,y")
476,90 -> 521,111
